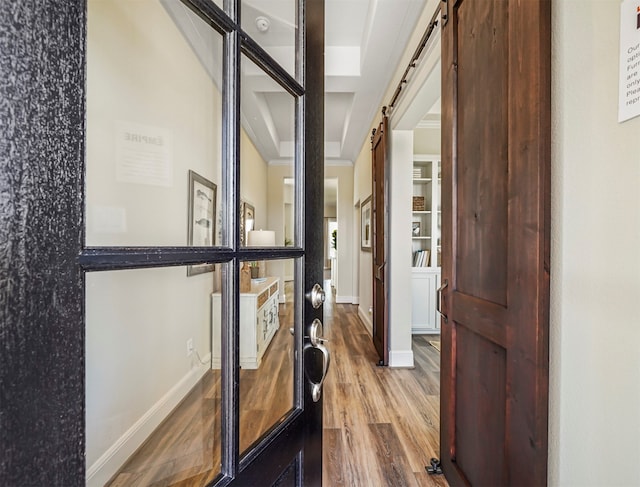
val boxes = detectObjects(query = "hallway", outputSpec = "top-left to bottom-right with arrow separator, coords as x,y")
322,283 -> 447,486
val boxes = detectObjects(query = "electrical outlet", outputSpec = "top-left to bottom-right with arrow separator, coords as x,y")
186,338 -> 194,357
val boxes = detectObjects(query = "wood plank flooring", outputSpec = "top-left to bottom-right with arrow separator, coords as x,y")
322,285 -> 447,487
107,290 -> 296,486
104,282 -> 447,486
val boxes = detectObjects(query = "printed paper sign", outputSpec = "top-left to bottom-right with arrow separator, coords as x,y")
619,0 -> 640,122
116,121 -> 173,186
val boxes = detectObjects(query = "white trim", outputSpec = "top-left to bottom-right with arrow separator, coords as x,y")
389,350 -> 415,368
335,295 -> 355,304
269,158 -> 354,167
86,355 -> 211,487
351,296 -> 360,305
412,153 -> 441,162
412,326 -> 440,335
358,306 -> 373,336
415,118 -> 441,129
324,159 -> 353,166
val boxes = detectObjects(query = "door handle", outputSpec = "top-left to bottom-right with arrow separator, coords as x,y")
437,279 -> 448,323
306,318 -> 331,402
375,262 -> 385,281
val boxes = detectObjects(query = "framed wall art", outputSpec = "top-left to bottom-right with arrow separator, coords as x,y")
361,195 -> 372,251
187,170 -> 216,276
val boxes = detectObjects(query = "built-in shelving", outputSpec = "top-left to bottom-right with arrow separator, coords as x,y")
411,155 -> 441,334
411,155 -> 441,268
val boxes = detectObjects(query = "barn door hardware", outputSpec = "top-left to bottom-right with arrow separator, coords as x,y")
441,0 -> 448,27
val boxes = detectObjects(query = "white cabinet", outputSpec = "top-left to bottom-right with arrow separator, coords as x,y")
411,154 -> 441,334
411,268 -> 441,334
211,277 -> 280,369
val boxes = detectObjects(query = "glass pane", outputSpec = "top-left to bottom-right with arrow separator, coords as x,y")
86,0 -> 224,247
240,55 -> 296,247
237,258 -> 296,453
86,265 -> 222,486
241,0 -> 297,78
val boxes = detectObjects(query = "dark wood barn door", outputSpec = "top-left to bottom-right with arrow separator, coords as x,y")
371,115 -> 389,366
440,0 -> 551,485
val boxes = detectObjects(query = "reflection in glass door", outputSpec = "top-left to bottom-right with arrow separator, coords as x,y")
85,1 -> 225,484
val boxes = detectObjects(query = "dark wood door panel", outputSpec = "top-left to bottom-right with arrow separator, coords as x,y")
451,292 -> 507,348
441,0 -> 550,485
455,0 -> 509,307
454,324 -> 507,487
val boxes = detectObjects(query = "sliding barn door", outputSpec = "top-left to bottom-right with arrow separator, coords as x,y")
440,0 -> 551,485
371,116 -> 389,366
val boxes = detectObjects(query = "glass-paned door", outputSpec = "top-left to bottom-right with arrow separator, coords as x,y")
82,0 -> 325,486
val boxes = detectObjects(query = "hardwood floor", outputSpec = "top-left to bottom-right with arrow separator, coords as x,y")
107,290 -> 296,486
105,282 -> 446,486
322,285 -> 447,487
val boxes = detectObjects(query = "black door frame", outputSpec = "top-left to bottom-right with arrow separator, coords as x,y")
0,0 -> 325,484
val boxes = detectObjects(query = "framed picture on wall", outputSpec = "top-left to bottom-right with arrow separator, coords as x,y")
361,195 -> 372,251
187,170 -> 216,276
243,202 -> 255,244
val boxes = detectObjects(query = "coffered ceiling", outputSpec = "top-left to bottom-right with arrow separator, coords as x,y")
240,0 -> 430,164
168,0 -> 432,165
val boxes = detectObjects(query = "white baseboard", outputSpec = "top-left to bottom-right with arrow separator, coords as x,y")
411,326 -> 441,335
357,306 -> 373,336
86,354 -> 211,487
351,296 -> 359,305
389,350 -> 415,368
335,295 -> 355,304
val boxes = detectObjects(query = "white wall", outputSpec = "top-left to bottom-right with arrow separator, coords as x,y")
388,130 -> 415,367
354,143 -> 373,333
413,127 -> 441,154
330,165 -> 356,303
266,164 -> 294,295
241,129 -> 268,231
549,1 -> 640,485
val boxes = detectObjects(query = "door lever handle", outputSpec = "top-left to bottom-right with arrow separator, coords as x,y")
311,342 -> 330,402
306,318 -> 331,402
437,279 -> 448,323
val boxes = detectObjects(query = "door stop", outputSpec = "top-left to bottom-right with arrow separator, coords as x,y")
426,458 -> 443,475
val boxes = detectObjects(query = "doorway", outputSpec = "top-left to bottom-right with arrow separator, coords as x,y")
324,178 -> 338,287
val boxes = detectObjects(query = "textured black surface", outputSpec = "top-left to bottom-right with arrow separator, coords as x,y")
0,1 -> 85,485
302,0 -> 325,485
